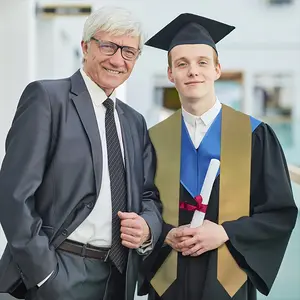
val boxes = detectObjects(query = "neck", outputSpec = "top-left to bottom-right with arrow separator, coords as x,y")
181,93 -> 216,116
83,66 -> 114,96
102,87 -> 114,97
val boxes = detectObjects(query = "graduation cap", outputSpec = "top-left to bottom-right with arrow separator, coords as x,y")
145,13 -> 235,55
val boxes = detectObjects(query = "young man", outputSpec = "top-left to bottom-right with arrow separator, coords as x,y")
0,6 -> 162,300
138,13 -> 298,300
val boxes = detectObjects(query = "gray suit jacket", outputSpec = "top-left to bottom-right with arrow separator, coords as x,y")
0,70 -> 162,300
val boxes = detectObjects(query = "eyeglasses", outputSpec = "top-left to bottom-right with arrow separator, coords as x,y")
90,37 -> 140,61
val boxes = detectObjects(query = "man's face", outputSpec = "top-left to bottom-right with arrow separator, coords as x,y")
168,44 -> 221,102
81,31 -> 140,94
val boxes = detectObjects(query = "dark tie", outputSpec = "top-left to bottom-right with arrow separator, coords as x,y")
103,98 -> 128,273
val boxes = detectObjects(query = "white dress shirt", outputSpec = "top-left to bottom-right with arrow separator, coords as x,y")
68,69 -> 124,247
182,100 -> 222,148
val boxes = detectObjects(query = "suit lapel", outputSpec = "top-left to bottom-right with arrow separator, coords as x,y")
116,100 -> 134,212
70,70 -> 103,196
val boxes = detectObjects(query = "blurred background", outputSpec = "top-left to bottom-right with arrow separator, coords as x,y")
0,0 -> 299,299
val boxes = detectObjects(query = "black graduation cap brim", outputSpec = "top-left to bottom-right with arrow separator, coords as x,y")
145,13 -> 235,53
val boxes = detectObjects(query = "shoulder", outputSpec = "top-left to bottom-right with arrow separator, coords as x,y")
223,107 -> 281,150
250,119 -> 284,157
251,120 -> 276,140
35,77 -> 71,97
22,77 -> 72,110
238,109 -> 278,144
235,109 -> 275,138
116,99 -> 145,124
231,108 -> 268,137
23,77 -> 71,98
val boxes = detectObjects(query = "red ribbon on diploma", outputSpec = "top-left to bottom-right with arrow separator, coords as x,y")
179,195 -> 208,213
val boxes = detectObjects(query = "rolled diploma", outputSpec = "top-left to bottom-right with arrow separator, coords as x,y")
190,159 -> 220,228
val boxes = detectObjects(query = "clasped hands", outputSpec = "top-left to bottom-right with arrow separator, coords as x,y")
165,220 -> 229,257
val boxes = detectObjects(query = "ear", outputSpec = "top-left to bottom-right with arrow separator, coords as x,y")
215,63 -> 222,81
81,40 -> 89,58
168,66 -> 175,83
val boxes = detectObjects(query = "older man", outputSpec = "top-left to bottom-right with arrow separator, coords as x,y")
0,6 -> 162,300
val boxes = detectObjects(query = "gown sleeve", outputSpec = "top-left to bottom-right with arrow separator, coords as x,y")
138,221 -> 174,296
222,122 -> 298,295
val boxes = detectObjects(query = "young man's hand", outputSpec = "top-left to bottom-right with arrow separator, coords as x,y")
165,225 -> 192,252
175,220 -> 229,256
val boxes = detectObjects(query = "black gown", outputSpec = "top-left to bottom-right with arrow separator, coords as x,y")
138,123 -> 298,300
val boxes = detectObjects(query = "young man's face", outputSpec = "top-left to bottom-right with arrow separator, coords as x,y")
168,44 -> 221,102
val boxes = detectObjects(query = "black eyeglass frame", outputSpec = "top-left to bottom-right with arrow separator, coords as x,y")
90,37 -> 141,61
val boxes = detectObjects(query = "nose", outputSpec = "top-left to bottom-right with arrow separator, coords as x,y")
187,63 -> 199,77
109,48 -> 125,68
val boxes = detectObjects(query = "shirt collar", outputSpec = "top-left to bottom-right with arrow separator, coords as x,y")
182,98 -> 222,127
80,68 -> 116,106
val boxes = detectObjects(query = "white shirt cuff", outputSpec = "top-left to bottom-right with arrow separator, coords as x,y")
136,234 -> 153,255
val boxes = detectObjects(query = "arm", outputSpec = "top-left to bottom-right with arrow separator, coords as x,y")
138,116 -> 163,248
176,124 -> 298,295
221,123 -> 298,295
137,221 -> 173,296
119,116 -> 162,253
136,221 -> 175,255
137,221 -> 192,296
0,82 -> 57,289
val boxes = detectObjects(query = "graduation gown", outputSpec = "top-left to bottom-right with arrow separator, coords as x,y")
139,110 -> 298,300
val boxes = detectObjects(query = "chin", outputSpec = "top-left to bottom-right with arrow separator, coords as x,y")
101,78 -> 122,90
185,92 -> 208,100
182,87 -> 206,98
105,75 -> 128,86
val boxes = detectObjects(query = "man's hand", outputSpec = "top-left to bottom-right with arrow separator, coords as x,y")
165,225 -> 192,252
175,220 -> 229,256
118,212 -> 150,249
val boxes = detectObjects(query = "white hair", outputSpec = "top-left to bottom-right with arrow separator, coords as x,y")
82,6 -> 146,51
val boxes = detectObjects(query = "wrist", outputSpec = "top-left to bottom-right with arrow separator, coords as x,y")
145,229 -> 151,241
142,233 -> 150,245
142,223 -> 151,244
164,229 -> 173,246
164,236 -> 169,246
220,225 -> 229,243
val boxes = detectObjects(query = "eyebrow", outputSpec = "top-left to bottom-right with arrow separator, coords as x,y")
94,38 -> 139,50
174,56 -> 211,64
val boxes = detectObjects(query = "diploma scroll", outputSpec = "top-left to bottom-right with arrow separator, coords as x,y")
190,159 -> 220,228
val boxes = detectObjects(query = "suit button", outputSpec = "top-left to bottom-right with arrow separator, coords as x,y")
62,229 -> 68,236
86,202 -> 94,209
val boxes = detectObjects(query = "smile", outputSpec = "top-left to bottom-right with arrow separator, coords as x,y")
185,81 -> 204,85
103,67 -> 123,74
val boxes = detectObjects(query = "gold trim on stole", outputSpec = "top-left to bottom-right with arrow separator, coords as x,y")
149,110 -> 182,296
218,104 -> 251,297
149,105 -> 251,298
